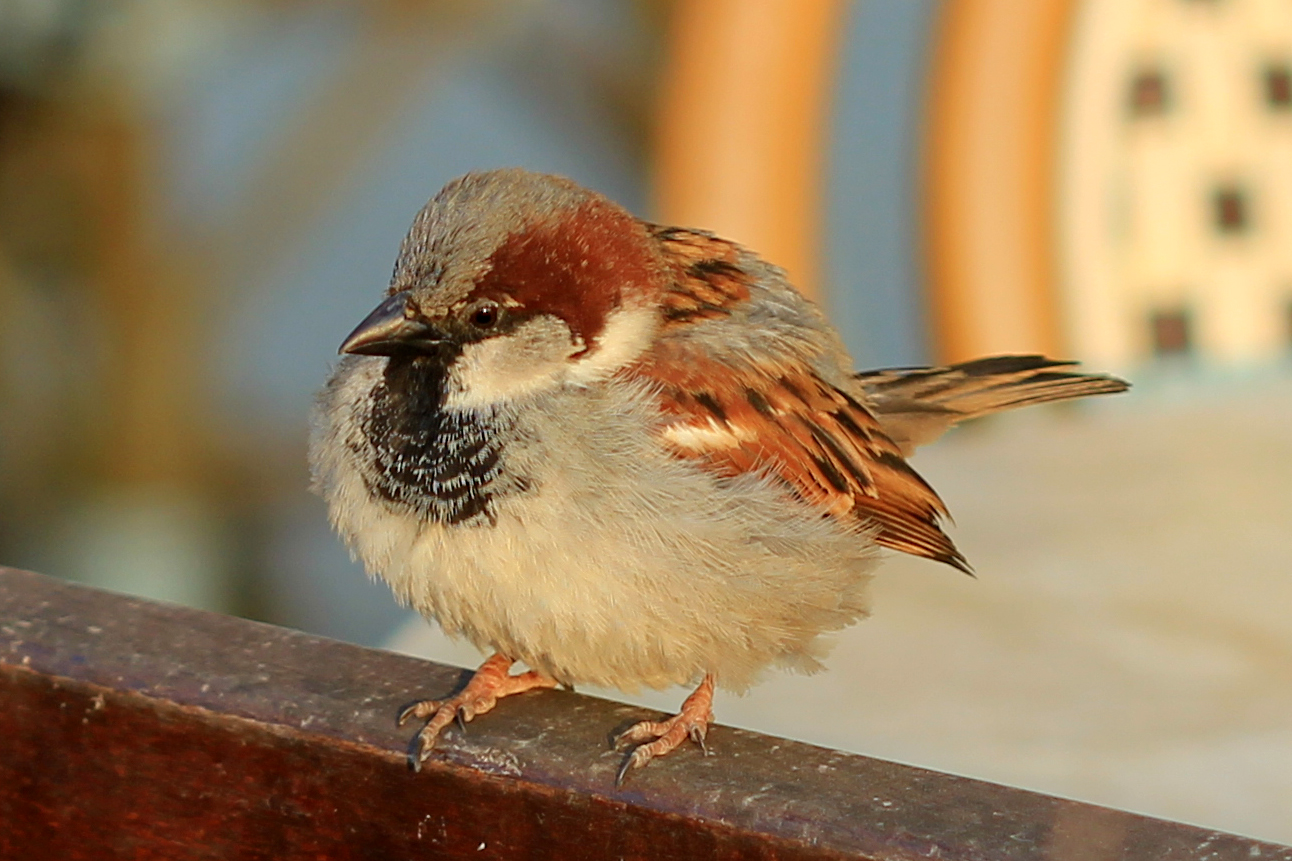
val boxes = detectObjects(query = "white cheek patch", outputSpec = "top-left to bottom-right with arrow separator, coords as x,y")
444,316 -> 578,410
566,305 -> 659,385
443,305 -> 659,408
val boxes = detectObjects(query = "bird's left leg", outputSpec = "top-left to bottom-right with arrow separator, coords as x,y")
614,674 -> 715,784
398,652 -> 558,771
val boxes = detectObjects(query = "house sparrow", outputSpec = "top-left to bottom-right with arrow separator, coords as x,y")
310,168 -> 1128,784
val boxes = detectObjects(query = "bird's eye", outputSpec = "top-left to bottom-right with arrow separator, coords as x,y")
470,302 -> 500,329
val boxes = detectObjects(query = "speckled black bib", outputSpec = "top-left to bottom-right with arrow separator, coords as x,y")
361,355 -> 522,525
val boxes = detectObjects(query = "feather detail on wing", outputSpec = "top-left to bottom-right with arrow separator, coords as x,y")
630,344 -> 971,574
648,225 -> 755,327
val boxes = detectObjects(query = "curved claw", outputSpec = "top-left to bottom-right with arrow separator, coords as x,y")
615,747 -> 649,787
689,725 -> 709,756
613,716 -> 669,751
397,700 -> 435,728
406,727 -> 430,772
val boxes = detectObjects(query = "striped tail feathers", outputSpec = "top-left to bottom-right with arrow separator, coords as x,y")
855,355 -> 1129,455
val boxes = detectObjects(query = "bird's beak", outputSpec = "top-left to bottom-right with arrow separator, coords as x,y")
339,291 -> 448,356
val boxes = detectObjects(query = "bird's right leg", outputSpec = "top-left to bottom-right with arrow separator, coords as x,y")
398,652 -> 558,771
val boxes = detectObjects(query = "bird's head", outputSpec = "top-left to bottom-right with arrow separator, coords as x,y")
340,169 -> 668,408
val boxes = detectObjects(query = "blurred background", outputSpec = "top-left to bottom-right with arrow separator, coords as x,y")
1,0 -> 1289,844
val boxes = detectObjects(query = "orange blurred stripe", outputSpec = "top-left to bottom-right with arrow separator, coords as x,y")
924,0 -> 1072,362
654,0 -> 848,303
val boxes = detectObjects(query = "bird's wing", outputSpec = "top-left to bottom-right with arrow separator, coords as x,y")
628,227 -> 969,573
856,355 -> 1130,455
649,225 -> 756,328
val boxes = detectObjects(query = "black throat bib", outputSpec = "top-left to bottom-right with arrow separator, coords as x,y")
361,354 -> 514,525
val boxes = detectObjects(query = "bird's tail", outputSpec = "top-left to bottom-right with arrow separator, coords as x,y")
854,355 -> 1129,454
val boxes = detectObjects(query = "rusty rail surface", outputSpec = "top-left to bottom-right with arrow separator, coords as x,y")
1,566 -> 1287,860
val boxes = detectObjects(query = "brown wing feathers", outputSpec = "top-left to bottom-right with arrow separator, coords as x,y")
634,348 -> 970,573
648,225 -> 754,327
632,226 -> 974,573
629,229 -> 982,571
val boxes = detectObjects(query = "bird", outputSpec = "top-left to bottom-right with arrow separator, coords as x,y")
309,168 -> 1128,784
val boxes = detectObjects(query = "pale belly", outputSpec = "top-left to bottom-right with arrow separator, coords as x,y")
340,453 -> 877,691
